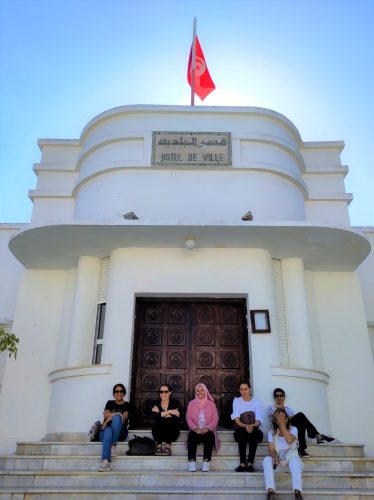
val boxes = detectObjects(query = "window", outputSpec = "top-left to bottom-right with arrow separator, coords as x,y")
92,256 -> 110,365
92,303 -> 106,364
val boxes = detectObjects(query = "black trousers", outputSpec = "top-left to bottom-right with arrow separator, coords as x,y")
187,430 -> 215,461
234,427 -> 263,464
152,418 -> 180,444
289,412 -> 319,452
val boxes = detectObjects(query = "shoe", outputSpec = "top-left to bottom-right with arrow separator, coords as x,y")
316,434 -> 325,444
298,450 -> 310,458
188,461 -> 196,472
202,461 -> 210,472
294,489 -> 303,499
267,491 -> 277,500
163,444 -> 171,456
111,445 -> 117,457
246,463 -> 255,472
317,434 -> 336,444
98,459 -> 111,472
235,464 -> 247,472
155,444 -> 163,456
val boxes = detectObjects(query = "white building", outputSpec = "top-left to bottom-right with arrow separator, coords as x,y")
0,105 -> 373,454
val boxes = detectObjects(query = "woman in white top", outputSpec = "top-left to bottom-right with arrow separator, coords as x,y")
263,407 -> 304,500
231,381 -> 263,472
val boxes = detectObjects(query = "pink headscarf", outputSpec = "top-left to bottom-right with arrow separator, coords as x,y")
194,383 -> 214,409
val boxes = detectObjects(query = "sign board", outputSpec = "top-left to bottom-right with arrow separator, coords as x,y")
152,131 -> 232,167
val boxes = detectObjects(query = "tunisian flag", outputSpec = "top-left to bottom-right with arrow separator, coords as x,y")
187,36 -> 216,101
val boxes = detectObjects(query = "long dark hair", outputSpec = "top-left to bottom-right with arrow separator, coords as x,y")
271,407 -> 290,433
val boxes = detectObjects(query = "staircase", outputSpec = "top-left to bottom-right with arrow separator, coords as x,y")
0,430 -> 373,499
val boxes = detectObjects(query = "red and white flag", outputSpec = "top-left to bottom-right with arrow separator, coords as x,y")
187,35 -> 215,101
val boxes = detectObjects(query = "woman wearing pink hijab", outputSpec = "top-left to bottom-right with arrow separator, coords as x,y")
186,383 -> 221,472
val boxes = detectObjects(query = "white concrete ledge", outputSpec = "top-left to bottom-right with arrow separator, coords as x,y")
48,364 -> 111,383
271,365 -> 330,384
9,220 -> 371,271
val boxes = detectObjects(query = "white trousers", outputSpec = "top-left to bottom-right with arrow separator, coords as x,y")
263,455 -> 304,492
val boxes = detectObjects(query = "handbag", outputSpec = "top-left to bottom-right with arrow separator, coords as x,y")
234,410 -> 256,428
240,411 -> 255,425
126,434 -> 155,455
89,420 -> 101,442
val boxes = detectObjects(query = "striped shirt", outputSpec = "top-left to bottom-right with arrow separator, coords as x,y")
269,403 -> 296,419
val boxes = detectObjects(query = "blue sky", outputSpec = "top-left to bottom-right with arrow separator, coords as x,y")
1,0 -> 373,226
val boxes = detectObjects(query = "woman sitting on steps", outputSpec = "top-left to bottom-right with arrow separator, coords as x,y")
263,407 -> 304,500
97,383 -> 131,472
151,383 -> 181,456
186,383 -> 220,472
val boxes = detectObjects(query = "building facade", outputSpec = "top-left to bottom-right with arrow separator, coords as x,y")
0,105 -> 373,453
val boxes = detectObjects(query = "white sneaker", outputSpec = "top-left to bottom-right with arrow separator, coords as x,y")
111,445 -> 118,457
202,461 -> 210,472
98,459 -> 111,472
188,461 -> 197,472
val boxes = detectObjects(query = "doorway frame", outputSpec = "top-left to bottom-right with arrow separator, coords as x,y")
129,295 -> 251,428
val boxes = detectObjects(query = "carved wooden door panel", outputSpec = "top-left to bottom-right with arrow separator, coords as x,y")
131,299 -> 248,428
191,302 -> 248,428
132,300 -> 191,428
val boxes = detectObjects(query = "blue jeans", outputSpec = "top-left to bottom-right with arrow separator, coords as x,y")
99,414 -> 128,461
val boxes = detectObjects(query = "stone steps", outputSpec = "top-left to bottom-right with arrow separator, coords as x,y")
2,455 -> 374,473
1,469 -> 373,489
0,487 -> 373,500
0,432 -> 372,499
15,440 -> 365,458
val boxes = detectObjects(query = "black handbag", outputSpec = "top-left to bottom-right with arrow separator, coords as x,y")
89,420 -> 101,442
126,434 -> 155,455
240,411 -> 255,425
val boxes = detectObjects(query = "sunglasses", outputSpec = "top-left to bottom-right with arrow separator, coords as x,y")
160,390 -> 169,394
275,394 -> 284,398
114,390 -> 124,394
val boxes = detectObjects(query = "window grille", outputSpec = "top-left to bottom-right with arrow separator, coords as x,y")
92,257 -> 110,365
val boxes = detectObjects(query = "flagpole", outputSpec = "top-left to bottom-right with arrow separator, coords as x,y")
191,16 -> 197,106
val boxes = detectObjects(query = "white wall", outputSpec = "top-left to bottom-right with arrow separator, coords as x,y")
0,269 -> 69,451
312,271 -> 374,454
31,198 -> 76,223
356,229 -> 374,324
0,226 -> 25,323
304,200 -> 351,225
74,169 -> 306,222
53,268 -> 77,368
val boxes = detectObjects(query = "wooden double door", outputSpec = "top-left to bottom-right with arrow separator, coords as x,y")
131,298 -> 249,428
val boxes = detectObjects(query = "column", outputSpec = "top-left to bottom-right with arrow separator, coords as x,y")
66,256 -> 100,366
100,248 -> 133,383
281,257 -> 314,369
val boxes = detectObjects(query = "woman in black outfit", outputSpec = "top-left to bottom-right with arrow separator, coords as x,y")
151,383 -> 181,456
